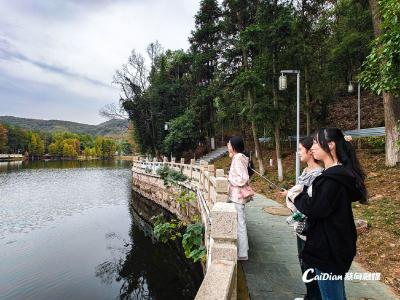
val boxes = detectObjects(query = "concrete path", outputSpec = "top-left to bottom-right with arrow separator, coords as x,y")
241,194 -> 399,300
196,147 -> 227,164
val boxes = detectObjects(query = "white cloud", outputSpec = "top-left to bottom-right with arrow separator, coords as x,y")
0,0 -> 200,123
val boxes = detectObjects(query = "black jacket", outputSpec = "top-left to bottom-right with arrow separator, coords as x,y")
294,165 -> 363,275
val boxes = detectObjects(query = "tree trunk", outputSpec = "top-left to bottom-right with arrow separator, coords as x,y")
369,0 -> 382,37
242,48 -> 265,175
383,93 -> 400,166
149,110 -> 157,156
369,0 -> 400,166
272,52 -> 283,181
248,91 -> 265,175
305,66 -> 311,136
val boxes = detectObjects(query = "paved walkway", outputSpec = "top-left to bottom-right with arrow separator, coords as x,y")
241,194 -> 399,300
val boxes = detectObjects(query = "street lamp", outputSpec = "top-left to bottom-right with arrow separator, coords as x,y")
164,122 -> 169,131
279,74 -> 287,91
279,70 -> 301,182
348,82 -> 361,137
348,82 -> 354,93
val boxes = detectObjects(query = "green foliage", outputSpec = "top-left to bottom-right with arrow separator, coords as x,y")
163,110 -> 200,157
176,191 -> 196,209
94,136 -> 117,159
151,214 -> 184,243
360,0 -> 400,95
182,223 -> 206,262
0,121 -> 123,159
62,143 -> 78,158
27,132 -> 44,157
82,146 -> 97,158
364,136 -> 385,150
118,140 -> 132,155
116,0 -> 377,158
191,214 -> 201,223
4,125 -> 28,154
156,165 -> 188,186
48,143 -> 58,156
328,0 -> 373,83
151,206 -> 206,263
118,47 -> 191,155
0,124 -> 8,153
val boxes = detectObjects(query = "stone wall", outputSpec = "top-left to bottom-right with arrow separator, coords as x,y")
132,171 -> 199,224
132,157 -> 238,300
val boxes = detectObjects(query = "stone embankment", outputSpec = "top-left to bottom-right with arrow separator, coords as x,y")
132,156 -> 238,300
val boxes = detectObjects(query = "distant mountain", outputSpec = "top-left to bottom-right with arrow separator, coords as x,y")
0,116 -> 129,136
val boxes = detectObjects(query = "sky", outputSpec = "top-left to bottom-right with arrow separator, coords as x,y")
0,0 -> 199,125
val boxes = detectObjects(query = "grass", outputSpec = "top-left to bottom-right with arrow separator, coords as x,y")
214,148 -> 400,296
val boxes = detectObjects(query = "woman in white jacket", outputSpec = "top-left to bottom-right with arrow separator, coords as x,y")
227,136 -> 253,260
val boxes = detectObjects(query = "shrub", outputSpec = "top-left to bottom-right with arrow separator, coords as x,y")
182,223 -> 206,262
156,165 -> 187,186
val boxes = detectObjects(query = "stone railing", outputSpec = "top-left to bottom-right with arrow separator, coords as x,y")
132,156 -> 238,300
0,154 -> 24,160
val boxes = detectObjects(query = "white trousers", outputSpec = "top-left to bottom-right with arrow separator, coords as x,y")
235,203 -> 249,258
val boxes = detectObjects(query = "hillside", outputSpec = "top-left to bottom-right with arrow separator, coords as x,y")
325,92 -> 384,130
0,116 -> 129,136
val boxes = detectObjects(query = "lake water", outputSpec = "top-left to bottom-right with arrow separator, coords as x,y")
0,160 -> 201,300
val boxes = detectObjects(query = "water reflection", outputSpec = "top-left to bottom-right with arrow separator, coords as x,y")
95,196 -> 203,300
0,159 -> 130,173
0,160 -> 202,300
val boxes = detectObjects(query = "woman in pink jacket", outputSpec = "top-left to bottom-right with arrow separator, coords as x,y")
227,136 -> 253,260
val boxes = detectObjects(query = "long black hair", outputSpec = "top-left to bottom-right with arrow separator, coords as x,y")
314,128 -> 367,203
300,136 -> 319,163
300,136 -> 314,150
229,136 -> 255,177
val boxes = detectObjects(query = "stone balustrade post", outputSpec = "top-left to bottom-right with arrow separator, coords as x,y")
171,157 -> 176,170
163,156 -> 168,163
190,159 -> 195,180
200,161 -> 208,191
215,169 -> 229,203
180,158 -> 185,173
207,165 -> 215,203
209,202 -> 237,299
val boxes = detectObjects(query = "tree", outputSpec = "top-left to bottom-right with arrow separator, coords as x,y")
163,109 -> 200,157
62,143 -> 78,158
27,132 -> 44,158
0,124 -> 8,153
189,0 -> 222,146
49,143 -> 58,156
220,0 -> 266,175
95,136 -> 104,158
361,0 -> 400,166
6,125 -> 29,154
28,133 -> 38,157
99,103 -> 129,120
101,139 -> 117,159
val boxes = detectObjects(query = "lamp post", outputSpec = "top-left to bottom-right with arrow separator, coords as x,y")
279,70 -> 301,182
348,82 -> 361,136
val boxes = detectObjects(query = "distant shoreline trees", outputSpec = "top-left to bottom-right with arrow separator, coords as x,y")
0,123 -> 124,160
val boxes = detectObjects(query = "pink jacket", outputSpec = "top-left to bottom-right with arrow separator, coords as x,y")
228,153 -> 250,204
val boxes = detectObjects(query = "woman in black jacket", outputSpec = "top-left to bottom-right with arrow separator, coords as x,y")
294,128 -> 367,300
